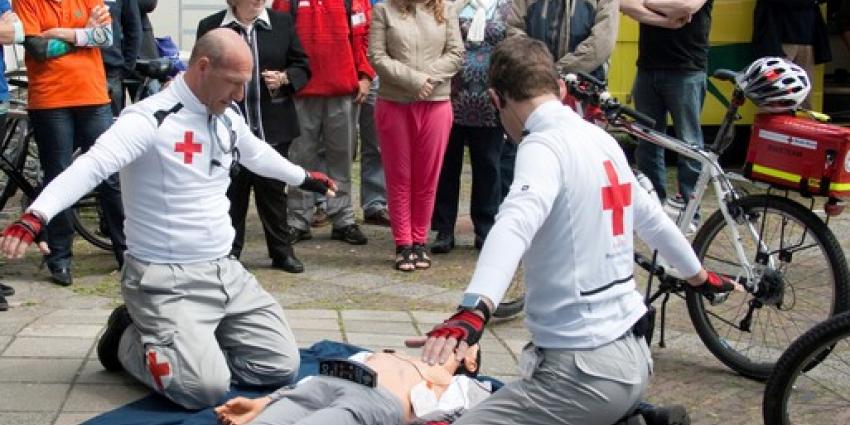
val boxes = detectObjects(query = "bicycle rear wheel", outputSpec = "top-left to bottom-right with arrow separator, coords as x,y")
687,194 -> 849,380
72,193 -> 113,251
762,312 -> 850,425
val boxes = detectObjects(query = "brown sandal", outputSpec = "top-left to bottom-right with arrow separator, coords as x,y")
412,244 -> 431,269
395,245 -> 416,272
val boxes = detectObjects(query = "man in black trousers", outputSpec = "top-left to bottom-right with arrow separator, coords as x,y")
197,0 -> 311,273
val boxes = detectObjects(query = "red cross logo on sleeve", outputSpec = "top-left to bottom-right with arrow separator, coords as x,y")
147,351 -> 172,391
174,131 -> 202,164
601,160 -> 632,236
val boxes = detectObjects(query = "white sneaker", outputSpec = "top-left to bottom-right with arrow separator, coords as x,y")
664,195 -> 698,235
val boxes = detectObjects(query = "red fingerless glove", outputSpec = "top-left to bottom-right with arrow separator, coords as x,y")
2,212 -> 44,245
299,170 -> 336,195
426,310 -> 486,346
694,271 -> 735,300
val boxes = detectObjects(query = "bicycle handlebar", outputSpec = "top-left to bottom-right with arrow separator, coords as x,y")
616,104 -> 657,128
712,69 -> 738,82
134,58 -> 176,82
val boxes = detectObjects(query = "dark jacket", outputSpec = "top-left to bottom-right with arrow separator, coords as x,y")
137,0 -> 159,60
102,0 -> 143,75
752,0 -> 832,64
197,9 -> 311,145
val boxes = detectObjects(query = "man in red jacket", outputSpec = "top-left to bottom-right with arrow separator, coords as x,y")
273,0 -> 376,246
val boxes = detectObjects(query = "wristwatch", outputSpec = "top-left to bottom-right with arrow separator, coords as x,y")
458,293 -> 492,322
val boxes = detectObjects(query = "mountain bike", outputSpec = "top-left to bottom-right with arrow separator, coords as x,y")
762,311 -> 850,424
494,69 -> 850,381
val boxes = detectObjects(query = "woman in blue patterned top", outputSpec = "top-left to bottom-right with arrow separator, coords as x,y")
430,0 -> 511,254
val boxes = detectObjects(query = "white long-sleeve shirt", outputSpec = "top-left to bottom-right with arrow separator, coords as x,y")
29,75 -> 307,263
467,100 -> 701,349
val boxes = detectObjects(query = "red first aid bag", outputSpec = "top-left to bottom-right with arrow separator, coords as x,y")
744,113 -> 850,199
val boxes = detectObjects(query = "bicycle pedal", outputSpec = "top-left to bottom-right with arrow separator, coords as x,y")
707,292 -> 730,306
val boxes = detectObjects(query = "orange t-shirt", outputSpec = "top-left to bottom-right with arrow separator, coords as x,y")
14,0 -> 110,109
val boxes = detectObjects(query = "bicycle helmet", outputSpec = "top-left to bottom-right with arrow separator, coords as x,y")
735,57 -> 811,113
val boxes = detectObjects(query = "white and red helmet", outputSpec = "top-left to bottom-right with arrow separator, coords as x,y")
736,57 -> 811,113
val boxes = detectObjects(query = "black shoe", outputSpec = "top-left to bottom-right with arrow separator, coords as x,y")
287,227 -> 313,244
49,267 -> 73,287
272,254 -> 305,273
363,209 -> 391,227
97,305 -> 132,372
430,232 -> 454,254
331,224 -> 368,245
0,283 -> 14,297
0,295 -> 7,312
639,404 -> 690,425
474,235 -> 484,250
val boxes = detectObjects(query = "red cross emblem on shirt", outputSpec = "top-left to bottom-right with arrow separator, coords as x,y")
601,160 -> 631,236
174,131 -> 202,164
147,351 -> 171,391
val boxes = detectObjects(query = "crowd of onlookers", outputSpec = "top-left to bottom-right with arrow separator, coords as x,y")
0,0 -> 849,303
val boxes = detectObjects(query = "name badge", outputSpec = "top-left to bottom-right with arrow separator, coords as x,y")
298,1 -> 310,7
350,12 -> 366,27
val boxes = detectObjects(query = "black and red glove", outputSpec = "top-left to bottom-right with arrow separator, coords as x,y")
426,310 -> 486,346
1,212 -> 44,245
299,170 -> 337,195
693,271 -> 736,301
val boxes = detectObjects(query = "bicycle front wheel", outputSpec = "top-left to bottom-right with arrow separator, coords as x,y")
763,311 -> 850,425
687,194 -> 849,380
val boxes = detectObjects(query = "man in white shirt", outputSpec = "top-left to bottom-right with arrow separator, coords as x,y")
412,36 -> 738,425
0,29 -> 337,410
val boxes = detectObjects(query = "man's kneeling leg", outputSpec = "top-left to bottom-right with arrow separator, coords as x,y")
119,324 -> 232,409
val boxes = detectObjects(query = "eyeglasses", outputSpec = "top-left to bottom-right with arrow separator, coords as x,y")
208,113 -> 240,176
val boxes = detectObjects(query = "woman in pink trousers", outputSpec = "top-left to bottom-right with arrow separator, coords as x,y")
368,0 -> 464,271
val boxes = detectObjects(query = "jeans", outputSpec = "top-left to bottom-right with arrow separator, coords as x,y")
633,69 -> 706,204
30,104 -> 127,270
358,79 -> 387,216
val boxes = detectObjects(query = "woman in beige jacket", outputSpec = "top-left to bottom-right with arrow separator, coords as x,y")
369,0 -> 464,271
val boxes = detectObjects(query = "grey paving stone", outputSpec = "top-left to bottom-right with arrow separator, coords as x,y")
502,339 -> 530,357
63,384 -> 150,412
341,310 -> 410,322
18,324 -> 102,339
53,412 -> 101,425
0,383 -> 68,411
288,318 -> 340,331
488,325 -> 530,341
0,412 -> 55,425
76,360 -> 138,385
0,318 -> 33,336
479,353 -> 518,376
0,358 -> 83,383
42,309 -> 111,325
2,337 -> 94,358
410,311 -> 451,324
294,330 -> 344,347
476,338 -> 512,357
343,320 -> 416,335
0,336 -> 10,352
345,332 -> 409,349
284,309 -> 338,320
